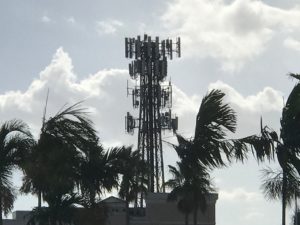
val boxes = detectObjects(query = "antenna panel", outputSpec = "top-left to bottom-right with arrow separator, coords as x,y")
125,38 -> 129,58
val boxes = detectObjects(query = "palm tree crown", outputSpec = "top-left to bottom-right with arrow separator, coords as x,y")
0,119 -> 33,225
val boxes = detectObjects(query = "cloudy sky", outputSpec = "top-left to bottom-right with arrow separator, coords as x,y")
2,0 -> 300,224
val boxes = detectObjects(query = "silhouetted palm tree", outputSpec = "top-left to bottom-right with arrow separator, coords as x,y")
79,145 -> 122,208
117,147 -> 147,225
261,166 -> 300,225
0,119 -> 33,225
174,89 -> 250,170
247,73 -> 300,225
261,167 -> 300,205
21,102 -> 99,209
292,208 -> 300,225
168,90 -> 238,225
165,163 -> 193,225
165,161 -> 214,225
168,89 -> 276,225
27,194 -> 82,225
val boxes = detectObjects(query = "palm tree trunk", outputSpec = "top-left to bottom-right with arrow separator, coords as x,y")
126,200 -> 130,225
185,213 -> 189,225
0,192 -> 3,225
282,169 -> 287,225
295,194 -> 298,225
90,190 -> 96,208
193,206 -> 198,225
38,191 -> 42,208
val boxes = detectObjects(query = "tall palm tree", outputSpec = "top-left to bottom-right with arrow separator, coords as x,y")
21,102 -> 99,209
0,119 -> 33,225
247,73 -> 300,225
168,89 -> 237,225
168,89 -> 276,224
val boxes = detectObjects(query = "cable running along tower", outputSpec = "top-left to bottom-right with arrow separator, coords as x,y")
125,34 -> 181,194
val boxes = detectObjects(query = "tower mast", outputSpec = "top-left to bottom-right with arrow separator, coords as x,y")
125,34 -> 180,194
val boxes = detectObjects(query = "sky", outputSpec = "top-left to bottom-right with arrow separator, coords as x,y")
1,0 -> 300,224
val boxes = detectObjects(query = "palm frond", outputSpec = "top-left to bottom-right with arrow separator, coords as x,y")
1,185 -> 16,216
281,76 -> 300,149
288,73 -> 300,81
261,167 -> 300,206
195,89 -> 236,139
0,119 -> 32,143
237,126 -> 276,163
42,102 -> 98,152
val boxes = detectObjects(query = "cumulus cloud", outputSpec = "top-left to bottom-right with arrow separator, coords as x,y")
284,37 -> 300,51
208,80 -> 283,113
0,48 -> 131,143
219,188 -> 262,202
0,47 -> 283,157
95,19 -> 123,35
161,0 -> 300,71
0,46 -> 283,165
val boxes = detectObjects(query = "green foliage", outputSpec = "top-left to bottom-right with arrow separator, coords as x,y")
27,194 -> 82,225
117,147 -> 148,204
165,161 -> 214,225
79,146 -> 122,208
0,119 -> 34,222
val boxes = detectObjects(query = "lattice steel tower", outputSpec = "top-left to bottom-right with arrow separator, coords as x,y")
125,34 -> 181,193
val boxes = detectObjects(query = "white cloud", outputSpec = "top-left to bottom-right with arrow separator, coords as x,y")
0,48 -> 130,143
95,19 -> 123,35
245,211 -> 264,220
67,17 -> 76,24
219,188 -> 262,202
161,0 -> 300,71
41,15 -> 52,23
284,37 -> 300,51
208,80 -> 283,113
170,80 -> 282,138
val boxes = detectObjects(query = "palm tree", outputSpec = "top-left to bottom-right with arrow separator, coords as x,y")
261,167 -> 300,205
261,166 -> 300,225
0,119 -> 33,225
165,163 -> 193,225
78,145 -> 122,208
117,147 -> 148,225
167,89 -> 238,225
165,161 -> 214,225
173,89 -> 251,170
27,194 -> 82,225
21,102 -> 99,209
168,89 -> 277,224
247,73 -> 300,225
292,207 -> 300,225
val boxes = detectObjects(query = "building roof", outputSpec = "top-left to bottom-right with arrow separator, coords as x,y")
101,196 -> 126,204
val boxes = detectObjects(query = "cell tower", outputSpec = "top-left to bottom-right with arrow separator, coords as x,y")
125,34 -> 181,194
